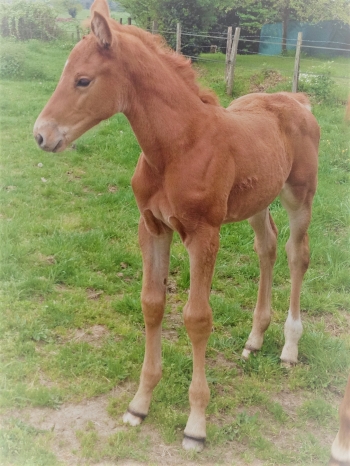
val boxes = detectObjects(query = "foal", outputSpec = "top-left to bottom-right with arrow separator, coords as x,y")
329,375 -> 350,466
34,0 -> 320,451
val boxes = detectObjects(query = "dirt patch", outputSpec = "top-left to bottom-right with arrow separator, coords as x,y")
37,253 -> 56,265
5,394 -> 117,465
86,288 -> 104,300
250,70 -> 286,93
162,288 -> 183,342
70,325 -> 111,347
303,310 -> 350,339
2,389 -> 260,466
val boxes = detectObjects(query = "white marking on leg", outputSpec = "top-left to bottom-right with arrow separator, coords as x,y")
331,432 -> 350,463
123,411 -> 143,427
280,309 -> 303,363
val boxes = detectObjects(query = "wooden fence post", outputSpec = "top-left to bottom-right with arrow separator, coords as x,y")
225,26 -> 232,81
119,18 -> 123,24
292,32 -> 303,93
152,21 -> 158,34
128,17 -> 132,25
176,22 -> 181,53
76,26 -> 80,41
226,27 -> 240,96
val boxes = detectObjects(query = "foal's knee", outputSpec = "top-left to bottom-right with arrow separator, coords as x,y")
183,302 -> 212,342
141,293 -> 165,327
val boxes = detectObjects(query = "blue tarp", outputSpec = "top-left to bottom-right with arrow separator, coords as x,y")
259,21 -> 350,56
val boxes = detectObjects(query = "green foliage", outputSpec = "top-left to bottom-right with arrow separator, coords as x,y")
0,1 -> 60,41
119,0 -> 221,56
299,71 -> 336,103
220,0 -> 350,30
0,39 -> 72,80
0,43 -> 25,78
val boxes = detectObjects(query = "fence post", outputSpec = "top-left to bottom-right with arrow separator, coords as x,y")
152,21 -> 158,34
176,22 -> 181,53
226,27 -> 240,96
76,26 -> 80,41
119,18 -> 123,24
128,17 -> 132,25
225,26 -> 233,81
292,32 -> 303,93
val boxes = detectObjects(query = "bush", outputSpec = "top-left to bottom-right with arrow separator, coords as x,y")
298,62 -> 337,103
0,44 -> 25,78
0,1 -> 60,41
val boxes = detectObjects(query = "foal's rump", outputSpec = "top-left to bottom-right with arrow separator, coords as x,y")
222,92 -> 319,222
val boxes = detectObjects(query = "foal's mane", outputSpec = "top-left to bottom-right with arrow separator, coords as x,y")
112,22 -> 219,106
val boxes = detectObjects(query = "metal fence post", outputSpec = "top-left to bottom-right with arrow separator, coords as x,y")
226,27 -> 240,96
292,32 -> 303,92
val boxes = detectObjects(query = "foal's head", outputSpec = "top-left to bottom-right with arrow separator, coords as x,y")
34,1 -> 125,152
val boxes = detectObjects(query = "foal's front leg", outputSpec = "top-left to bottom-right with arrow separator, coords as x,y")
182,226 -> 220,452
123,217 -> 173,425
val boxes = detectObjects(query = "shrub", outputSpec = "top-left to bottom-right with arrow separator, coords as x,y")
0,44 -> 25,78
298,62 -> 337,103
0,1 -> 60,41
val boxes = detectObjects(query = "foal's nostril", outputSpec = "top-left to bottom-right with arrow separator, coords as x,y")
35,133 -> 44,146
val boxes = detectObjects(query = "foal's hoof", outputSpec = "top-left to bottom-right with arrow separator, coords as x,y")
122,408 -> 147,426
242,347 -> 257,360
182,434 -> 205,452
280,359 -> 297,369
242,348 -> 251,360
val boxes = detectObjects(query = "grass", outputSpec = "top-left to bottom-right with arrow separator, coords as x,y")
0,37 -> 349,465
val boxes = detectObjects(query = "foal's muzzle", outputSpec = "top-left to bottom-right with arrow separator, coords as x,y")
33,119 -> 66,153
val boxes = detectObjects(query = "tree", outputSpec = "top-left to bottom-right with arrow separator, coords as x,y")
119,0 -> 221,55
220,0 -> 350,52
0,1 -> 59,40
51,0 -> 82,18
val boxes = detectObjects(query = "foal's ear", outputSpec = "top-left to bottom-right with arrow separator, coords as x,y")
91,11 -> 113,49
90,0 -> 110,18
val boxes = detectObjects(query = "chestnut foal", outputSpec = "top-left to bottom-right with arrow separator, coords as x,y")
329,375 -> 350,466
34,0 -> 320,451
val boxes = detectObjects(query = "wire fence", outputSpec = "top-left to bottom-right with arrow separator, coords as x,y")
3,16 -> 348,97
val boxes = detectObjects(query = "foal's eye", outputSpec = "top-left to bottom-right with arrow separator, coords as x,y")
76,78 -> 91,87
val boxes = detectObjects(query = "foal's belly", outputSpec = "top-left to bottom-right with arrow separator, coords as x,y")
224,178 -> 284,222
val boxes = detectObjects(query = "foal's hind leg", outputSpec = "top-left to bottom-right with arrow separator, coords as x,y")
242,208 -> 278,358
279,184 -> 314,365
123,217 -> 173,425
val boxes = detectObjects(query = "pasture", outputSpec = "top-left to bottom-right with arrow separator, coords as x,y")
0,37 -> 350,465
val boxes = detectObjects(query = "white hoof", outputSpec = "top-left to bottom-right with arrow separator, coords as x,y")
182,435 -> 205,452
123,410 -> 143,426
280,359 -> 296,369
242,348 -> 252,360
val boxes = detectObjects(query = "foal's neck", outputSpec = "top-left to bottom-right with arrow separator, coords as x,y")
121,39 -> 208,172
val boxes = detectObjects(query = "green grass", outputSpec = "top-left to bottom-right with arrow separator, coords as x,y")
0,38 -> 349,465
